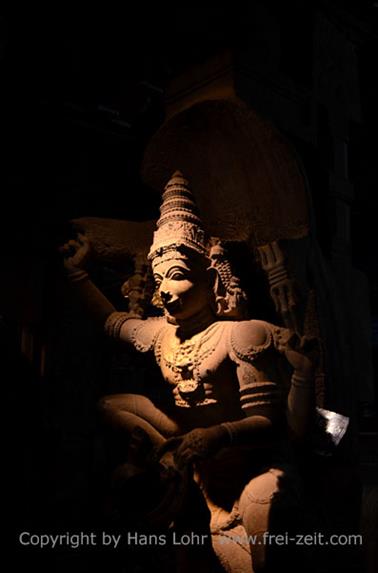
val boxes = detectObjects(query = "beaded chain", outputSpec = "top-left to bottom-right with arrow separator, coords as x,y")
162,322 -> 225,406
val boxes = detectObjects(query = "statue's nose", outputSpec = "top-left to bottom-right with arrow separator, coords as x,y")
160,290 -> 171,303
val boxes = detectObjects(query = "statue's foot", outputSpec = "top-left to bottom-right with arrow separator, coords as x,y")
126,425 -> 155,467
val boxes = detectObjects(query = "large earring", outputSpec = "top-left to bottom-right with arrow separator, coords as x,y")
206,267 -> 220,315
151,288 -> 164,310
208,240 -> 248,319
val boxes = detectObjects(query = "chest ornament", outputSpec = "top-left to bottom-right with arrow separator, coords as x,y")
162,323 -> 224,407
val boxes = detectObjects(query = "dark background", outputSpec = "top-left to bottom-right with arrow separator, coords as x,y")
1,1 -> 378,292
1,1 -> 377,572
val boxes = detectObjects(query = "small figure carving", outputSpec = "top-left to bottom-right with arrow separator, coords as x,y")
257,241 -> 301,334
61,172 -> 316,572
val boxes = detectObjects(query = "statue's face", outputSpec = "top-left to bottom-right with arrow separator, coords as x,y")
152,256 -> 211,321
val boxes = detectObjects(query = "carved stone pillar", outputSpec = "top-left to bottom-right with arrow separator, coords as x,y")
313,12 -> 374,416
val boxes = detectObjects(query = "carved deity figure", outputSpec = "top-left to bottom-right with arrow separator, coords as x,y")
61,172 -> 315,572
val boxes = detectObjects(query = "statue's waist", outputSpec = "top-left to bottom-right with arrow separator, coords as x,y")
172,402 -> 243,431
174,395 -> 218,408
171,377 -> 241,412
195,442 -> 291,509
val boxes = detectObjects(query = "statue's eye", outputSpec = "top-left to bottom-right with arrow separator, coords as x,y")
170,272 -> 185,280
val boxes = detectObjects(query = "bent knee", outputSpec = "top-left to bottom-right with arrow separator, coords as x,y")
97,393 -> 156,417
239,468 -> 284,515
240,467 -> 303,536
239,472 -> 281,539
98,393 -> 135,417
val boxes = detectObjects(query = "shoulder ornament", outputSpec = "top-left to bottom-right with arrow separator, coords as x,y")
104,311 -> 139,339
131,317 -> 167,354
229,320 -> 273,364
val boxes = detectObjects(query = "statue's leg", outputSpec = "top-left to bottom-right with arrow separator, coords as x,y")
238,466 -> 303,573
98,393 -> 180,448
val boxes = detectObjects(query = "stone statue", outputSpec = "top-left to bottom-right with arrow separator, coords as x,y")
60,172 -> 316,572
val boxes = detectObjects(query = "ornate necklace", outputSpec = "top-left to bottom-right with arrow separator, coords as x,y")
163,322 -> 224,405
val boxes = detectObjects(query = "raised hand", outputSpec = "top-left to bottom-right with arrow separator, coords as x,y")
257,241 -> 302,334
59,232 -> 91,274
270,278 -> 301,333
275,330 -> 318,378
158,426 -> 229,470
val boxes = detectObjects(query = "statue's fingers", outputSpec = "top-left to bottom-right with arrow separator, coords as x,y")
175,442 -> 190,460
271,240 -> 284,263
64,246 -> 77,258
67,239 -> 79,247
287,285 -> 298,309
298,335 -> 311,351
276,339 -> 286,354
278,287 -> 289,315
275,327 -> 292,345
282,310 -> 295,331
290,314 -> 302,336
77,233 -> 90,251
77,232 -> 89,243
299,335 -> 319,355
258,246 -> 269,267
285,290 -> 301,335
157,436 -> 183,458
175,448 -> 196,469
58,244 -> 70,254
270,287 -> 281,313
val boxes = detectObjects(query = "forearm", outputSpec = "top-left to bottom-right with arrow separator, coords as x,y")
287,370 -> 314,440
219,415 -> 277,448
164,415 -> 278,468
67,269 -> 115,326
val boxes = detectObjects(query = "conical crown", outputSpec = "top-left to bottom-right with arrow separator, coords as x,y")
148,171 -> 208,263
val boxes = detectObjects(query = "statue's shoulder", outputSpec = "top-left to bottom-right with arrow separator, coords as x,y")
228,319 -> 276,364
130,316 -> 167,353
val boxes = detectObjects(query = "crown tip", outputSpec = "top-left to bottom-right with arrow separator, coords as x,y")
165,170 -> 188,187
172,170 -> 184,178
149,169 -> 207,261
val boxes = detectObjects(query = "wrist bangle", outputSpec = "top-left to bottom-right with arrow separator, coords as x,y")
291,372 -> 312,389
67,268 -> 89,282
104,311 -> 136,339
220,422 -> 236,445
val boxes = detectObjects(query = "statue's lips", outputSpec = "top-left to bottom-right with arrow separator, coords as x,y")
164,299 -> 182,314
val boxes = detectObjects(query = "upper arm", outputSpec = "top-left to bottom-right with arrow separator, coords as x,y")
119,318 -> 146,346
236,360 -> 283,421
104,312 -> 165,354
230,320 -> 284,421
120,317 -> 165,353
